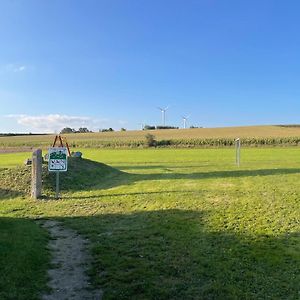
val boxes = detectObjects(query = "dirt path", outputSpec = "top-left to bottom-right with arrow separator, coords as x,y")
38,220 -> 102,300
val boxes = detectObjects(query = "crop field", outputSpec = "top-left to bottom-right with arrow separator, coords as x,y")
2,125 -> 300,149
0,148 -> 300,299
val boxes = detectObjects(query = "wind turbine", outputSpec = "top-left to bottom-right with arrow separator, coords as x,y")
157,106 -> 169,126
182,115 -> 190,129
138,122 -> 144,130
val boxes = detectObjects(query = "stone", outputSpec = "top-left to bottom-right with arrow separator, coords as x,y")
71,151 -> 82,158
24,158 -> 32,165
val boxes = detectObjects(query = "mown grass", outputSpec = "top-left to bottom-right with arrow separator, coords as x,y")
0,218 -> 49,300
0,152 -> 31,168
0,148 -> 299,299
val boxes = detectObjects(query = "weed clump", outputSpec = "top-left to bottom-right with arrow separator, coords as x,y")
145,134 -> 157,147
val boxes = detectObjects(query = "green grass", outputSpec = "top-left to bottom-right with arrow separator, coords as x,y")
0,218 -> 49,300
0,148 -> 299,299
0,152 -> 31,168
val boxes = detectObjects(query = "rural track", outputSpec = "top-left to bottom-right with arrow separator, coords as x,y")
37,220 -> 102,300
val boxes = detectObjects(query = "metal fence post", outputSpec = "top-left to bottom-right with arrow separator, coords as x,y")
235,138 -> 241,167
55,171 -> 60,199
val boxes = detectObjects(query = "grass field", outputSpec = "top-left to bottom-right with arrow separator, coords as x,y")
2,125 -> 300,149
0,148 -> 300,299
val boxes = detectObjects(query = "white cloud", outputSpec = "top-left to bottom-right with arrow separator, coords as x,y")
6,114 -> 109,133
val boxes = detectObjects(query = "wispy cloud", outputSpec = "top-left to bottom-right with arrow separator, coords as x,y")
4,64 -> 27,73
16,65 -> 26,72
6,114 -> 110,133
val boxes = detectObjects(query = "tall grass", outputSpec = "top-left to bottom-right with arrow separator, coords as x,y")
62,136 -> 300,148
2,125 -> 300,149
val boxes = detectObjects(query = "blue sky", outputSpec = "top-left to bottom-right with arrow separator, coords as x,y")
1,0 -> 300,133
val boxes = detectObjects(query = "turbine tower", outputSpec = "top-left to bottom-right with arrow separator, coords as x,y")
182,115 -> 190,129
157,106 -> 169,126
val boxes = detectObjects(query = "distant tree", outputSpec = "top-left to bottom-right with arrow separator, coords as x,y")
60,127 -> 75,134
145,133 -> 157,147
121,128 -> 126,131
156,126 -> 179,130
101,128 -> 114,132
78,127 -> 90,133
143,125 -> 156,130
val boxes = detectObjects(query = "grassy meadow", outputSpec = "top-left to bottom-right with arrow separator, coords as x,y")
0,147 -> 300,299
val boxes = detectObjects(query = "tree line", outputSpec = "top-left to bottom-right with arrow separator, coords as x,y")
60,127 -> 127,134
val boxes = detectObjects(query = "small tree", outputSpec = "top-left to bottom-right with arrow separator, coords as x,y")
60,127 -> 75,134
144,125 -> 155,130
121,128 -> 126,131
78,127 -> 90,133
101,128 -> 114,132
145,133 -> 156,147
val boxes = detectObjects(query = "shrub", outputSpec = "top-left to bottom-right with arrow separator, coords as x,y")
144,125 -> 156,130
60,127 -> 75,134
157,139 -> 172,146
145,134 -> 157,147
101,128 -> 114,132
156,126 -> 179,130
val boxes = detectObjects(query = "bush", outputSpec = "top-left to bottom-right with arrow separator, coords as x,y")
101,128 -> 114,132
156,126 -> 179,130
145,134 -> 157,147
60,127 -> 75,134
78,127 -> 91,133
144,125 -> 156,130
157,139 -> 172,146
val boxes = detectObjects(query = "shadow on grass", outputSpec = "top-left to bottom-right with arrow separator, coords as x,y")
2,158 -> 300,197
113,164 -> 214,170
64,189 -> 201,200
2,209 -> 295,300
0,217 -> 49,300
43,158 -> 123,192
0,167 -> 31,199
0,188 -> 24,200
135,167 -> 300,180
61,210 -> 300,299
1,211 -> 299,299
45,158 -> 300,192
